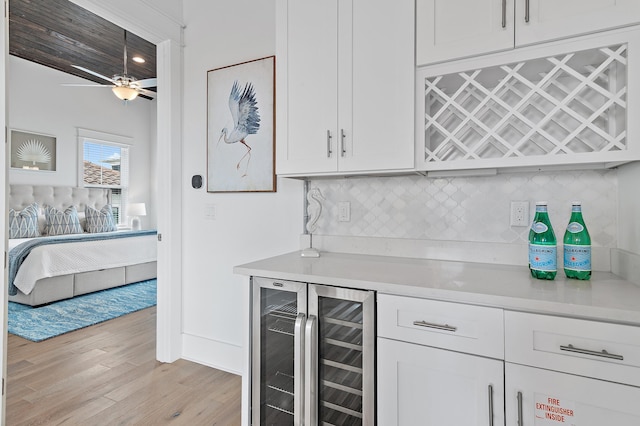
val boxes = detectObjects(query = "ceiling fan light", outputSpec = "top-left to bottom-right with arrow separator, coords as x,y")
112,86 -> 139,101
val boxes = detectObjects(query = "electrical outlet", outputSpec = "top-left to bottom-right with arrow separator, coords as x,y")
338,201 -> 351,222
510,201 -> 529,227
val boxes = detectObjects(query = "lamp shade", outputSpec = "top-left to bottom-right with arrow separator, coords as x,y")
129,203 -> 147,217
112,86 -> 139,101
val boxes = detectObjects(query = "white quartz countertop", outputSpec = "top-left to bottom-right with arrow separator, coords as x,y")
234,251 -> 640,326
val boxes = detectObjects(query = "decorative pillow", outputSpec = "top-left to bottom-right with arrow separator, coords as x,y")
85,205 -> 117,233
44,205 -> 84,236
9,203 -> 40,238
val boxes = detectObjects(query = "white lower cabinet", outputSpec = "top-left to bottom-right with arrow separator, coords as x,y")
377,295 -> 640,425
505,363 -> 640,425
378,338 -> 505,426
377,294 -> 505,425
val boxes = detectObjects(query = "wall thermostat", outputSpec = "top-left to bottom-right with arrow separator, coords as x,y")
191,175 -> 203,189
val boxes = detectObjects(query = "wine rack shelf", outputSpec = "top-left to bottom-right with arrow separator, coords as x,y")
416,29 -> 640,172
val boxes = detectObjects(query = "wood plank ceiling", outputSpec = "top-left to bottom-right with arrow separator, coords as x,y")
9,0 -> 157,97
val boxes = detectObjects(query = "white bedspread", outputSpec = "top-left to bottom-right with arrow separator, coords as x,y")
9,233 -> 157,295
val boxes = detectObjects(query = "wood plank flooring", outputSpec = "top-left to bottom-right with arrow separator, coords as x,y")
6,306 -> 242,425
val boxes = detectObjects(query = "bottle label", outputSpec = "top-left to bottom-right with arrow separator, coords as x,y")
564,244 -> 591,271
529,244 -> 557,272
567,222 -> 584,233
531,222 -> 548,233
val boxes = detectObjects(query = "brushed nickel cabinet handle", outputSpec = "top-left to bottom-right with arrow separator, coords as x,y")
525,0 -> 530,23
517,391 -> 523,426
340,129 -> 346,157
488,384 -> 494,426
412,320 -> 457,332
326,130 -> 333,158
502,0 -> 507,28
560,344 -> 624,361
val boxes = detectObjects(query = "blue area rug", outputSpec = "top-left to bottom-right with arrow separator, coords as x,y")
8,279 -> 157,342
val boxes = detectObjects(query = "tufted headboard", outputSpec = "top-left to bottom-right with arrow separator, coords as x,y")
9,185 -> 111,212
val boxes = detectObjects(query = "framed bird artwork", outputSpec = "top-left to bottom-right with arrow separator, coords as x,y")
207,56 -> 276,192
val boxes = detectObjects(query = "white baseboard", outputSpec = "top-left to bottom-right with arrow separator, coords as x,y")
181,333 -> 243,376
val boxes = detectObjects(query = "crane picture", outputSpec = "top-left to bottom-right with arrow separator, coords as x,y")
218,80 -> 261,177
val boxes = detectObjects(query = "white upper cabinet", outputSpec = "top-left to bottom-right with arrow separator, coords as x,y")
416,0 -> 514,66
276,0 -> 415,176
517,0 -> 640,47
277,0 -> 338,174
418,0 -> 640,66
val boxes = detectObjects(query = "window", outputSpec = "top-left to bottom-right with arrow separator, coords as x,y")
78,129 -> 132,225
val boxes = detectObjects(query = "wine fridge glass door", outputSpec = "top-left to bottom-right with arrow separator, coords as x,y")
309,285 -> 375,426
252,278 -> 307,426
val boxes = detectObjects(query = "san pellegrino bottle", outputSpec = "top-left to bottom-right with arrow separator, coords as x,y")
564,202 -> 591,280
529,202 -> 557,280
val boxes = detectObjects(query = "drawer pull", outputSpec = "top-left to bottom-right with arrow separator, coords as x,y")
412,320 -> 457,332
559,344 -> 624,361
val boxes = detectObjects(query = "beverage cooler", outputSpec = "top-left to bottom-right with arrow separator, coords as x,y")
251,277 -> 375,425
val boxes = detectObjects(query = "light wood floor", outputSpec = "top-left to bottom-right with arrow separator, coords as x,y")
6,306 -> 242,425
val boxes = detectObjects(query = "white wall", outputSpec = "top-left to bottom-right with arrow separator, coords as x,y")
181,0 -> 303,372
618,161 -> 640,255
8,56 -> 157,228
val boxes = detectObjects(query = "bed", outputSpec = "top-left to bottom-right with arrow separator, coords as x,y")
8,184 -> 157,306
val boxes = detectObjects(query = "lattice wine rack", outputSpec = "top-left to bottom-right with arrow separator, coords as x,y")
417,38 -> 632,170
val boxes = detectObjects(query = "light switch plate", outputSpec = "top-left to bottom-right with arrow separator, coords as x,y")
205,204 -> 216,220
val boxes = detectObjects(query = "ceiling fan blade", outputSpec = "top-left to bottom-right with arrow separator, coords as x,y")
61,83 -> 113,87
138,88 -> 156,98
72,65 -> 116,84
133,78 -> 157,88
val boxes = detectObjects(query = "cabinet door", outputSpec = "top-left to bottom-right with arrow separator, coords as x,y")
277,0 -> 339,174
505,363 -> 640,426
516,0 -> 640,46
338,0 -> 415,172
416,0 -> 514,66
378,338 -> 505,426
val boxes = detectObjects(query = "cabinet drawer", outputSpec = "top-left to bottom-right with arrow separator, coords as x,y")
377,294 -> 504,359
505,311 -> 640,387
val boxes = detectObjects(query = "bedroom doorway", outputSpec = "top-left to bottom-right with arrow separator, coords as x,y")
2,0 -> 183,421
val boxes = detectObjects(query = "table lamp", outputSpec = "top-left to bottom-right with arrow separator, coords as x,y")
129,203 -> 146,230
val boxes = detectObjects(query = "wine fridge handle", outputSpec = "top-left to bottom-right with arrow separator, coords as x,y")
305,315 -> 318,426
294,313 -> 306,426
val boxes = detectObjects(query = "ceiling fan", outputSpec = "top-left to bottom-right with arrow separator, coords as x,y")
64,30 -> 156,101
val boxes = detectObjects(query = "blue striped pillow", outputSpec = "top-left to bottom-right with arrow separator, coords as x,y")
9,203 -> 40,238
44,205 -> 84,236
85,205 -> 117,233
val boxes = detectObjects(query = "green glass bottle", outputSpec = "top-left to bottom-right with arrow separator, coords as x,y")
564,202 -> 591,280
529,202 -> 557,280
